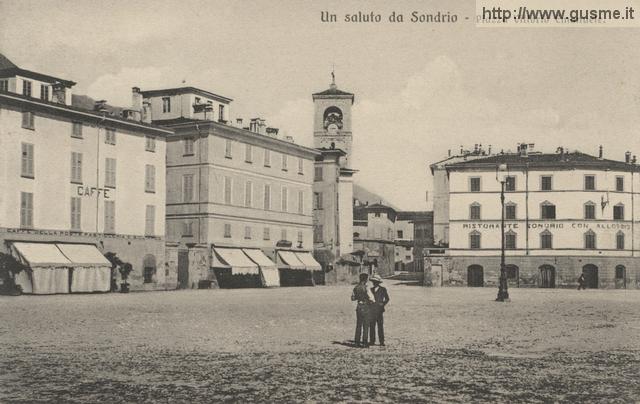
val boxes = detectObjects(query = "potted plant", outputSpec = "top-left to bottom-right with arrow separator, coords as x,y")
0,253 -> 27,296
119,263 -> 133,293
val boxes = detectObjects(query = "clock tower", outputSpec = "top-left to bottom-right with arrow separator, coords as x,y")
312,74 -> 355,168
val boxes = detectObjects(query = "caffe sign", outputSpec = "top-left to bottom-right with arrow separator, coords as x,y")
76,185 -> 111,199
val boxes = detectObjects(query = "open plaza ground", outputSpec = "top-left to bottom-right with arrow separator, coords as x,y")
1,284 -> 640,403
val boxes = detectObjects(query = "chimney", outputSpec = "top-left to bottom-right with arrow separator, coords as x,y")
249,118 -> 259,133
528,143 -> 535,153
236,118 -> 243,127
142,100 -> 152,123
488,145 -> 492,155
266,127 -> 279,138
460,146 -> 463,154
447,149 -> 451,157
94,100 -> 108,114
625,151 -> 631,163
633,155 -> 637,165
519,143 -> 528,157
258,119 -> 266,135
285,135 -> 294,143
598,145 -> 603,159
52,82 -> 67,105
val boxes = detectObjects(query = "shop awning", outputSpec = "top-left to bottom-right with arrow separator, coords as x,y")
56,243 -> 111,267
11,242 -> 72,267
277,250 -> 306,270
213,248 -> 259,275
295,252 -> 322,272
243,249 -> 277,269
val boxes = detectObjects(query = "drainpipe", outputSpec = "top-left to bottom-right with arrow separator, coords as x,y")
525,163 -> 529,255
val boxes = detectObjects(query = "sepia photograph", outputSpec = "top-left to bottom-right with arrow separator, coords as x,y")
1,0 -> 639,402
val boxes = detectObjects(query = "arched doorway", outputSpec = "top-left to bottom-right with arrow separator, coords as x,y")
539,265 -> 555,288
143,254 -> 156,284
467,265 -> 484,287
582,264 -> 598,289
505,264 -> 519,287
615,265 -> 626,289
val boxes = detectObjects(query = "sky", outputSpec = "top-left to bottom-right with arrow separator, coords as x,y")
1,0 -> 639,210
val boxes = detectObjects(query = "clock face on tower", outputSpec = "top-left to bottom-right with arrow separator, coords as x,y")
323,106 -> 343,135
327,123 -> 339,136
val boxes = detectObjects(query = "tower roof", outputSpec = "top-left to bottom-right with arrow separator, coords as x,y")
312,71 -> 354,102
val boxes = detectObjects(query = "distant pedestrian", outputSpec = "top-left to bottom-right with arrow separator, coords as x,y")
369,274 -> 390,346
578,273 -> 586,290
351,273 -> 374,348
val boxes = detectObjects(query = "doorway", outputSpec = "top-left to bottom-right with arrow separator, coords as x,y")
467,265 -> 484,287
582,264 -> 598,289
431,264 -> 443,287
177,250 -> 189,289
539,265 -> 555,288
615,265 -> 626,289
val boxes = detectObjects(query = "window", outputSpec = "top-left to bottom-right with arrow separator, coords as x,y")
145,165 -> 155,193
397,230 -> 404,239
540,175 -> 552,191
314,166 -> 323,181
245,181 -> 253,207
22,80 -> 32,97
224,176 -> 232,204
616,176 -> 624,192
143,267 -> 154,284
405,246 -> 411,251
0,80 -> 8,92
298,158 -> 304,174
184,138 -> 194,155
282,154 -> 288,171
505,231 -> 517,249
614,204 -> 624,220
162,97 -> 171,113
145,136 -> 156,152
145,205 -> 155,236
225,139 -> 232,158
244,226 -> 252,239
182,221 -> 193,237
505,176 -> 516,192
218,104 -> 225,122
405,255 -> 412,261
263,227 -> 270,240
584,230 -> 596,249
314,192 -> 323,210
469,177 -> 481,192
505,203 -> 516,220
297,191 -> 304,214
71,152 -> 83,184
71,122 -> 83,138
105,128 -> 116,145
264,149 -> 271,167
469,231 -> 481,249
506,266 -> 518,279
70,197 -> 81,231
224,223 -> 231,238
264,184 -> 271,210
245,144 -> 252,163
281,187 -> 288,212
21,143 -> 34,178
297,231 -> 303,245
20,192 -> 33,228
104,200 -> 115,234
616,231 -> 625,250
194,97 -> 201,104
281,229 -> 287,241
584,202 -> 596,220
540,201 -> 556,219
21,111 -> 34,129
40,84 -> 49,101
540,230 -> 553,249
615,265 -> 625,279
469,203 -> 481,220
584,175 -> 595,190
105,158 -> 116,188
314,225 -> 323,243
182,174 -> 194,202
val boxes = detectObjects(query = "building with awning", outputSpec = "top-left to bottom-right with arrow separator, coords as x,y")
277,249 -> 314,286
277,250 -> 306,270
243,248 -> 279,287
10,242 -> 110,294
211,247 -> 261,288
294,251 -> 322,272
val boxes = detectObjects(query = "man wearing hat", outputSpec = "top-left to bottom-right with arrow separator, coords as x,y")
351,273 -> 374,348
369,274 -> 390,346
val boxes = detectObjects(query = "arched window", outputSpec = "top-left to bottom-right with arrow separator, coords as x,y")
584,201 -> 596,220
143,254 -> 156,284
540,201 -> 556,219
616,231 -> 625,250
614,203 -> 625,220
540,230 -> 553,249
584,230 -> 596,250
323,106 -> 343,130
469,202 -> 481,220
505,230 -> 517,249
469,231 -> 481,249
505,202 -> 517,220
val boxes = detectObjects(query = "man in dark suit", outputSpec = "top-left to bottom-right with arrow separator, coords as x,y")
351,273 -> 374,348
369,274 -> 390,346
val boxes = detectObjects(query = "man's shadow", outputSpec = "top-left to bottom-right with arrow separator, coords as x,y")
332,340 -> 362,348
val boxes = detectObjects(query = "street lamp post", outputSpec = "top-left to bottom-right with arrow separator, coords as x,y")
496,163 -> 510,302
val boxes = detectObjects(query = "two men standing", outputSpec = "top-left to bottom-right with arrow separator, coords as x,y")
351,273 -> 390,348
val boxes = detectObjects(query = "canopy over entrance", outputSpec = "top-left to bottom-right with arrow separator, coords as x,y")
243,249 -> 279,287
294,252 -> 322,272
277,250 -> 306,270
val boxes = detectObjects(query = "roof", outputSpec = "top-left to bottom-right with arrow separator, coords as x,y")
353,203 -> 398,223
446,151 -> 638,172
312,84 -> 354,103
396,211 -> 433,221
0,53 -> 18,70
140,86 -> 233,103
0,54 -> 75,87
